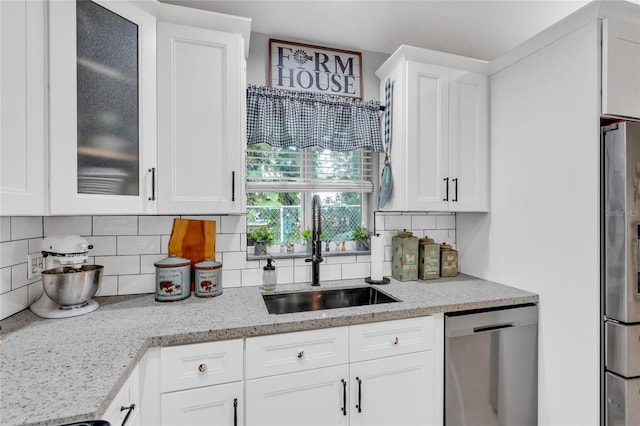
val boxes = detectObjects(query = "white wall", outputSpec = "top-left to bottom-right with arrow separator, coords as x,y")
457,21 -> 601,425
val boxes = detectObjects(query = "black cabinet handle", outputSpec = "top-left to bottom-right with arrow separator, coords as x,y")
148,168 -> 156,201
356,377 -> 362,413
443,177 -> 449,202
341,379 -> 347,416
231,171 -> 236,202
233,398 -> 238,426
120,403 -> 135,426
452,178 -> 458,202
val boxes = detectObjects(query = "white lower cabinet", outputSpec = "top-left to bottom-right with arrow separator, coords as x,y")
245,316 -> 440,426
126,316 -> 443,426
246,365 -> 349,426
103,365 -> 141,426
349,352 -> 433,426
161,382 -> 243,426
159,339 -> 244,426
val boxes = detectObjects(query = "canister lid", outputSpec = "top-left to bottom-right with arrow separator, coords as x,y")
154,254 -> 190,267
419,237 -> 435,244
440,243 -> 453,250
396,230 -> 414,237
195,258 -> 222,269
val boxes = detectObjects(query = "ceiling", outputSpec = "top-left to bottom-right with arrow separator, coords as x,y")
161,0 -> 593,60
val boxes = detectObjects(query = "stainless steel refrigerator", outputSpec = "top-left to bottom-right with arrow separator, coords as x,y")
602,121 -> 640,425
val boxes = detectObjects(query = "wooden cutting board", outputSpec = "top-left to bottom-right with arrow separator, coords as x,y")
168,219 -> 216,290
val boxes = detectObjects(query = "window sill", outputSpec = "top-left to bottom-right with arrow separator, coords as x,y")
247,250 -> 371,261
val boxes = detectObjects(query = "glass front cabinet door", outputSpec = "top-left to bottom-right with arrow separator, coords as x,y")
49,0 -> 156,214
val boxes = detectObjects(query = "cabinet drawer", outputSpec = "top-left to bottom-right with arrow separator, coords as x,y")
246,327 -> 349,379
161,339 -> 243,393
350,316 -> 433,362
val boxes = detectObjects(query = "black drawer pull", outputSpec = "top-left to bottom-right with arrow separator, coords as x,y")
120,403 -> 135,426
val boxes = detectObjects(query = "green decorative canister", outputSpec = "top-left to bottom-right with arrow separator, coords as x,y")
419,237 -> 440,280
440,244 -> 459,277
392,231 -> 419,281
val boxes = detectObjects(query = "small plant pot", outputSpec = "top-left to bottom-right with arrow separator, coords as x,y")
356,241 -> 368,251
254,243 -> 268,256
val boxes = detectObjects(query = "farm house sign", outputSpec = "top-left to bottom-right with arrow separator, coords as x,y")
269,39 -> 363,99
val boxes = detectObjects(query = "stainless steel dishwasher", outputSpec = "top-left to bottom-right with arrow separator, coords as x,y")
445,304 -> 538,426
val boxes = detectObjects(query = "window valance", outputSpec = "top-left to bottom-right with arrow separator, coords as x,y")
246,84 -> 384,152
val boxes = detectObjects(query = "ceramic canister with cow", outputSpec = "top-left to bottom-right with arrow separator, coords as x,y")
154,254 -> 191,301
194,258 -> 223,298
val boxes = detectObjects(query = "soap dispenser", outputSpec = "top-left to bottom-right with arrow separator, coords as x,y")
262,257 -> 277,291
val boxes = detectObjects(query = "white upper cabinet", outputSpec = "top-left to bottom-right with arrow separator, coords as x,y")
157,22 -> 245,214
48,0 -> 157,215
0,0 -> 47,216
602,17 -> 640,120
376,46 -> 489,212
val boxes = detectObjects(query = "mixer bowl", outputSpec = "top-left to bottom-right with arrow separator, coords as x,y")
41,265 -> 103,308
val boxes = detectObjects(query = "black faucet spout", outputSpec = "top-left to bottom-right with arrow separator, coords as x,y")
305,195 -> 323,286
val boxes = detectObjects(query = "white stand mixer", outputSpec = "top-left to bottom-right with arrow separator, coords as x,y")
30,235 -> 101,319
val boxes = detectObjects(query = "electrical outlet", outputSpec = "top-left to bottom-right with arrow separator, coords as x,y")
27,254 -> 45,279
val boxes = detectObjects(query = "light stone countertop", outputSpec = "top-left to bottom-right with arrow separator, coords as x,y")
0,274 -> 538,426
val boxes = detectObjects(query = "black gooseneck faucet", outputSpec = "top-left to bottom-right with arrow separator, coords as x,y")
305,194 -> 323,286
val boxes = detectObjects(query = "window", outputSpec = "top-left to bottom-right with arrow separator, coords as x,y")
246,145 -> 373,255
245,84 -> 383,256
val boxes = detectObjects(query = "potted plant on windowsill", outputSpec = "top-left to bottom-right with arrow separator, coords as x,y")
352,226 -> 370,251
249,226 -> 276,255
300,228 -> 326,253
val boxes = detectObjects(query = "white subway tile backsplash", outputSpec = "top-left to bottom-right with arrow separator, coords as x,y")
411,215 -> 437,230
44,216 -> 92,236
385,214 -> 412,231
0,211 -> 457,318
216,233 -> 240,252
11,217 -> 42,240
384,245 -> 393,262
325,256 -> 357,265
436,215 -> 456,229
428,230 -> 450,243
0,285 -> 28,319
294,265 -> 311,283
139,215 -> 176,235
85,236 -> 117,256
161,235 -> 171,254
1,267 -> 11,294
141,254 -> 166,274
1,240 -> 28,268
28,238 -> 43,254
119,274 -> 154,295
221,215 -> 246,234
241,268 -> 262,287
117,236 -> 161,255
95,255 -> 140,276
11,263 -> 28,289
320,263 -> 342,281
93,216 -> 137,236
95,276 -> 118,297
222,269 -> 242,288
0,217 -> 10,242
277,266 -> 294,285
341,262 -> 369,279
223,251 -> 251,270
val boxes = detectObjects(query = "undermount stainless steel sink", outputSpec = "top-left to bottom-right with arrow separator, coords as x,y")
263,286 -> 400,315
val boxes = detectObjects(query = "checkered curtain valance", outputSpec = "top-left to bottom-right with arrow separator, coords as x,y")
246,85 -> 384,152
